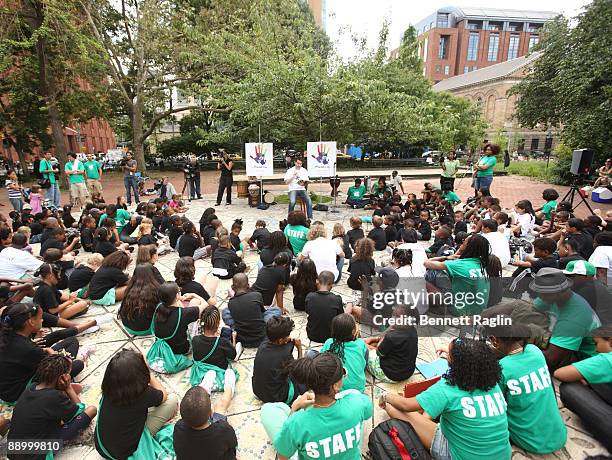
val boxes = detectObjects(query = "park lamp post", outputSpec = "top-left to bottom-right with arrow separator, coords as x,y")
545,129 -> 553,171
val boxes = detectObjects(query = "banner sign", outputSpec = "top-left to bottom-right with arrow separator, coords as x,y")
307,141 -> 336,178
245,142 -> 274,177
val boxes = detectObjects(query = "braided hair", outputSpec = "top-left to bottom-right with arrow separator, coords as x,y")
285,352 -> 344,395
200,306 -> 220,333
0,303 -> 40,353
328,314 -> 357,362
34,354 -> 72,385
460,234 -> 491,276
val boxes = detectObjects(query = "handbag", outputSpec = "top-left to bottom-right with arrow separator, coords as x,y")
38,160 -> 52,188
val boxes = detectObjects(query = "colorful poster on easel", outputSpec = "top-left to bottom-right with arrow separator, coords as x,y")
307,141 -> 336,178
245,143 -> 273,177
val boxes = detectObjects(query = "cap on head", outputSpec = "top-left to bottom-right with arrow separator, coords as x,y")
562,260 -> 596,277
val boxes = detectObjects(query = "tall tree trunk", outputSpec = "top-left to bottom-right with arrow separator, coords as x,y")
132,96 -> 147,172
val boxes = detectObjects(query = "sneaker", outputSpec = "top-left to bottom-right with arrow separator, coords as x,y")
200,370 -> 216,394
224,369 -> 236,396
76,345 -> 96,363
235,342 -> 244,360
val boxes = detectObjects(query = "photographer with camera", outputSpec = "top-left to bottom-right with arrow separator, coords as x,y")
216,150 -> 234,206
184,155 -> 202,200
122,152 -> 140,206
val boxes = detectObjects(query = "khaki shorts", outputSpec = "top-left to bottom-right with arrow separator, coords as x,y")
87,179 -> 103,195
70,182 -> 89,198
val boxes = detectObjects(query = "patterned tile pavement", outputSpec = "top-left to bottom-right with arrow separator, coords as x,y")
0,192 -> 609,459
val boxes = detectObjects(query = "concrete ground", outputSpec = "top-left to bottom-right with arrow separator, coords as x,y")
0,196 -> 608,459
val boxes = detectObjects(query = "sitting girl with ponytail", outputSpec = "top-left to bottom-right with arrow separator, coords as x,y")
320,313 -> 368,393
146,282 -> 207,374
260,352 -> 373,460
0,303 -> 89,404
8,355 -> 97,456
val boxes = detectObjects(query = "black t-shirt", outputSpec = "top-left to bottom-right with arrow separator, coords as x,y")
81,227 -> 94,251
95,386 -> 163,460
252,266 -> 288,306
173,418 -> 237,460
68,266 -> 95,292
138,234 -> 157,246
428,237 -> 454,256
558,254 -> 585,270
153,306 -> 199,355
88,267 -> 129,300
305,291 -> 344,343
252,339 -> 295,403
573,280 -> 612,325
120,303 -> 155,333
39,228 -> 53,245
332,234 -> 352,260
33,283 -> 61,313
454,220 -> 468,234
384,225 -> 399,244
178,280 -> 211,301
347,228 -> 365,250
251,228 -> 271,250
289,276 -> 317,311
169,226 -> 184,248
0,335 -> 45,403
152,265 -> 165,285
95,240 -> 117,257
567,232 -> 594,259
377,327 -> 418,381
40,237 -> 64,256
367,227 -> 387,251
397,228 -> 416,243
417,219 -> 432,241
260,248 -> 292,267
230,234 -> 241,252
192,335 -> 236,369
227,291 -> 266,347
201,225 -> 215,245
178,233 -> 202,258
8,385 -> 82,460
212,247 -> 242,278
29,222 -> 44,236
530,255 -> 559,274
347,259 -> 376,291
219,161 -> 233,178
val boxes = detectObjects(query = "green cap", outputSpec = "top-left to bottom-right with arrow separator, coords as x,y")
562,259 -> 596,276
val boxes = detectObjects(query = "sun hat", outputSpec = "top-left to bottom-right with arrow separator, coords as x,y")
562,260 -> 596,277
529,267 -> 573,294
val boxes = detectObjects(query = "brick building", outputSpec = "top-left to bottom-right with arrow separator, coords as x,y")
395,7 -> 557,84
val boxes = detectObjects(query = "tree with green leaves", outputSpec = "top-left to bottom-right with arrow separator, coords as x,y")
510,0 -> 612,163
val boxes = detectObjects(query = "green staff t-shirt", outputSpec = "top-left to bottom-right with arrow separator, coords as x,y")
416,379 -> 511,460
442,159 -> 460,178
476,156 -> 497,177
39,159 -> 57,184
541,200 -> 557,220
321,338 -> 367,393
500,344 -> 566,453
65,161 -> 86,184
534,293 -> 601,358
443,191 -> 461,204
98,208 -> 132,232
445,258 -> 490,315
85,160 -> 102,180
284,225 -> 309,255
573,352 -> 612,384
274,390 -> 372,460
347,185 -> 366,201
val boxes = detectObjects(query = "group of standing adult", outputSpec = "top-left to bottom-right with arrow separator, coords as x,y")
439,143 -> 499,193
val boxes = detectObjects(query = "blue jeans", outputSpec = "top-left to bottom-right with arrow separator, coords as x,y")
288,189 -> 312,219
346,197 -> 369,208
336,257 -> 344,283
474,175 -> 493,192
190,174 -> 201,198
46,183 -> 61,208
9,197 -> 23,212
123,176 -> 140,204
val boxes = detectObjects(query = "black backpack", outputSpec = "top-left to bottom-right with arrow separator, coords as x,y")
369,419 -> 432,460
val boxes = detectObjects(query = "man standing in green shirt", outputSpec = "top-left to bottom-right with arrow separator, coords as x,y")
39,151 -> 61,209
84,152 -> 103,197
440,149 -> 460,191
474,143 -> 499,193
346,178 -> 367,208
65,152 -> 89,210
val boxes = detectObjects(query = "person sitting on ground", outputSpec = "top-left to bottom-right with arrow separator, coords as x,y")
535,188 -> 559,222
247,219 -> 271,251
93,227 -> 118,257
416,209 -> 432,241
259,231 -> 292,269
252,252 -> 290,315
347,216 -> 365,251
366,215 -> 387,251
530,268 -> 602,371
212,235 -> 247,280
174,256 -> 217,306
173,386 -> 238,460
94,349 -> 178,460
178,221 -> 208,260
347,238 -> 376,291
426,225 -> 454,257
305,271 -> 347,344
191,306 -> 238,393
40,227 -> 79,258
557,237 -> 584,269
88,250 -> 130,306
589,230 -> 612,286
321,313 -> 368,393
118,264 -> 161,336
135,244 -> 165,284
560,217 -> 594,260
201,218 -> 221,247
137,221 -> 157,246
68,253 -> 103,298
0,232 -> 42,279
299,224 -> 344,280
253,316 -> 304,404
383,214 -> 399,245
283,211 -> 309,255
508,237 -> 559,297
260,352 -> 373,460
554,324 -> 612,452
79,215 -> 96,252
229,220 -> 243,254
222,273 -> 279,348
511,200 -> 536,238
486,322 -> 567,454
480,219 -> 511,268
363,304 -> 418,383
346,177 -> 368,208
563,260 -> 612,324
168,214 -> 184,250
33,263 -> 90,319
380,338 -> 512,460
7,355 -> 98,457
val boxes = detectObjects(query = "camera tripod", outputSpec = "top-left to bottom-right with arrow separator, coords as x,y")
561,176 -> 596,216
181,177 -> 196,202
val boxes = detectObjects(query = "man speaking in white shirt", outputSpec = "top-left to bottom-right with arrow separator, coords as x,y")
284,157 -> 313,219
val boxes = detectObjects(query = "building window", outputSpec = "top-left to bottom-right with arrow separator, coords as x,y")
438,35 -> 449,59
487,33 -> 499,61
487,21 -> 503,31
508,34 -> 520,59
467,32 -> 479,61
435,64 -> 441,73
466,21 -> 482,30
528,35 -> 539,51
444,65 -> 450,75
437,13 -> 449,28
526,23 -> 542,33
530,138 -> 539,151
507,22 -> 522,32
464,66 -> 469,74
